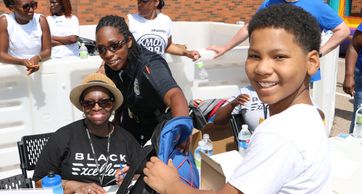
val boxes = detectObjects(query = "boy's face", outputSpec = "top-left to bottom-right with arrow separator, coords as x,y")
245,28 -> 319,113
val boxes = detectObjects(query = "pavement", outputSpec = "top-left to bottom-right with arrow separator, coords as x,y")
330,57 -> 354,137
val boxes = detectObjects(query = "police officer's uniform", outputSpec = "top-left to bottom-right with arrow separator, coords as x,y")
105,46 -> 180,144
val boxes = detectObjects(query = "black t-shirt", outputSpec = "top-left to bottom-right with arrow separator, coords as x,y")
33,119 -> 143,186
105,46 -> 179,143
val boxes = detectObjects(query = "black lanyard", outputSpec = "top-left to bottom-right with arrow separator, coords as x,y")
85,125 -> 113,186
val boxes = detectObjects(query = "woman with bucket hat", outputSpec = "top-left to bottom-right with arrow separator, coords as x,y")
33,73 -> 143,194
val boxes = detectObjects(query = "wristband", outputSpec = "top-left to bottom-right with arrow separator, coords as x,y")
37,54 -> 42,62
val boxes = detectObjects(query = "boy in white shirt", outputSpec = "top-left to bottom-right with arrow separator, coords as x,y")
143,4 -> 331,194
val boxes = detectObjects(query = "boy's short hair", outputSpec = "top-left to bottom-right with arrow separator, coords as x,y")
248,4 -> 321,53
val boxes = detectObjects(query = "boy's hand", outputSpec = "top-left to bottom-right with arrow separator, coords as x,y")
231,94 -> 250,107
144,157 -> 179,194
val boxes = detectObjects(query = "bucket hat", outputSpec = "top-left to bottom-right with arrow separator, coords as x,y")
70,73 -> 123,111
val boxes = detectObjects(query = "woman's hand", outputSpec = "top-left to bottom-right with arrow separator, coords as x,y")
115,165 -> 130,185
66,181 -> 106,194
21,58 -> 39,75
177,136 -> 191,154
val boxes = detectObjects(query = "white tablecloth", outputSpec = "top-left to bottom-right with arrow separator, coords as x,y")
330,135 -> 362,194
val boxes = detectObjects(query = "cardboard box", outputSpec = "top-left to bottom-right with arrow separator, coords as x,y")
190,128 -> 202,155
201,123 -> 237,154
200,150 -> 243,190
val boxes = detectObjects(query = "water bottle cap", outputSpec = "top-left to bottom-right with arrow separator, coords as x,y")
42,171 -> 62,187
81,43 -> 85,46
195,61 -> 204,68
241,124 -> 248,130
202,133 -> 210,139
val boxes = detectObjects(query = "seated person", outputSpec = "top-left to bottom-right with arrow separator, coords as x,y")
33,73 -> 143,194
0,0 -> 51,75
213,85 -> 269,132
47,0 -> 79,58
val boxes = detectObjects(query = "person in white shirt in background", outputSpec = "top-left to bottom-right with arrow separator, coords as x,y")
47,0 -> 79,58
213,85 -> 269,133
127,0 -> 200,60
0,0 -> 51,75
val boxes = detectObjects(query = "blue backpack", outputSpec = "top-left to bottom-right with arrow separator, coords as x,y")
117,116 -> 199,194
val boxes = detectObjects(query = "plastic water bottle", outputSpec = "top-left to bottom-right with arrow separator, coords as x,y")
42,171 -> 64,194
238,124 -> 251,156
194,140 -> 206,180
202,133 -> 213,156
195,61 -> 208,80
353,104 -> 362,138
79,43 -> 88,59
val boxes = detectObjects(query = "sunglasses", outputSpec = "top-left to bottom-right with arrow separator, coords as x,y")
96,39 -> 127,55
22,1 -> 38,12
138,0 -> 151,3
81,98 -> 114,110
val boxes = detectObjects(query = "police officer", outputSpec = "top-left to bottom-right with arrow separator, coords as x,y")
95,15 -> 189,144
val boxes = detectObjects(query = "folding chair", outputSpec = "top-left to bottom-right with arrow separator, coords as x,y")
230,114 -> 245,149
0,174 -> 32,189
17,132 -> 53,179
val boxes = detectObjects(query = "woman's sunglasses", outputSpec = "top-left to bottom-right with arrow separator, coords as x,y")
81,98 -> 114,110
22,1 -> 38,12
96,39 -> 127,55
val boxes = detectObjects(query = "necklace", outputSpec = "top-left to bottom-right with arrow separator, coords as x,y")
85,122 -> 114,185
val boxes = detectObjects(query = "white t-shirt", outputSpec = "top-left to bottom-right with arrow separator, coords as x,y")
228,104 -> 331,194
228,85 -> 268,132
4,13 -> 42,58
127,13 -> 172,57
46,15 -> 79,58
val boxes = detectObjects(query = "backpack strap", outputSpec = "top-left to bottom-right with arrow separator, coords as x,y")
117,145 -> 154,194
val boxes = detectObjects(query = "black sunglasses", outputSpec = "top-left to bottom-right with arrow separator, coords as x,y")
138,0 -> 151,3
22,1 -> 38,12
96,39 -> 127,55
81,98 -> 114,110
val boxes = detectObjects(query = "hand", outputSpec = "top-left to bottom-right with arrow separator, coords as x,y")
73,182 -> 106,194
343,75 -> 355,97
21,59 -> 39,75
185,50 -> 201,61
96,61 -> 106,74
231,94 -> 250,107
176,136 -> 191,154
115,165 -> 130,185
207,45 -> 228,58
144,157 -> 179,194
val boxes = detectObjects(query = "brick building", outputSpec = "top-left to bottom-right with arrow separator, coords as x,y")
0,0 -> 361,25
0,0 -> 263,25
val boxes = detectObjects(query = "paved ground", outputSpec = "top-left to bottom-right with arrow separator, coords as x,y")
330,57 -> 354,137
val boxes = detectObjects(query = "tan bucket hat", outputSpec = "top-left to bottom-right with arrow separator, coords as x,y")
70,73 -> 123,111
